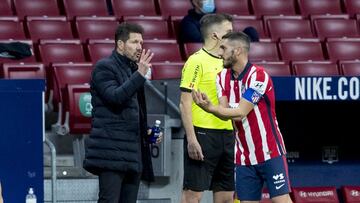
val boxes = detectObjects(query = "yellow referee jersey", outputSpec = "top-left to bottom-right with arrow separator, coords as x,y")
180,48 -> 233,130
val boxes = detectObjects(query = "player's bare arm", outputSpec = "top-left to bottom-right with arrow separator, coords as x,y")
192,89 -> 254,119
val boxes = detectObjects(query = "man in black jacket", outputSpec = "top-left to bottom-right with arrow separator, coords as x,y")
83,22 -> 161,203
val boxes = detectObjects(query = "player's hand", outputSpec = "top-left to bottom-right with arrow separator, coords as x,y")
187,138 -> 204,161
137,49 -> 154,76
192,90 -> 213,112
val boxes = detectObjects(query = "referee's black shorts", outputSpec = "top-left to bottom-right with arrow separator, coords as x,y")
183,126 -> 235,192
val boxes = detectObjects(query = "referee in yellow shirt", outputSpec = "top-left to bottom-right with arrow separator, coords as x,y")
180,13 -> 234,203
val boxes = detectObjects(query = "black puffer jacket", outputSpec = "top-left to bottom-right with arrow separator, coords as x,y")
83,50 -> 154,182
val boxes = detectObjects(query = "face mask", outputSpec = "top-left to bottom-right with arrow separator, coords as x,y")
201,0 -> 215,14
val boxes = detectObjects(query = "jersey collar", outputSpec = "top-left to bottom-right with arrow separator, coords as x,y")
231,61 -> 252,81
202,48 -> 221,59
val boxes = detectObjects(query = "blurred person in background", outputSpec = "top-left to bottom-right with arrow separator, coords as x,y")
180,0 -> 259,43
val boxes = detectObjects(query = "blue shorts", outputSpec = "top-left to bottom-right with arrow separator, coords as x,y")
235,155 -> 291,201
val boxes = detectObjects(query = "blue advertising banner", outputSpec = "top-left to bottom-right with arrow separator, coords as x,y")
0,79 -> 45,203
273,76 -> 360,101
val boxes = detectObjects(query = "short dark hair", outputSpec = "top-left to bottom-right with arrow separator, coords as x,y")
222,31 -> 251,52
115,22 -> 144,44
199,13 -> 233,39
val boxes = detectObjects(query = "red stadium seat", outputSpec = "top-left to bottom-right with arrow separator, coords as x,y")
266,16 -> 314,40
251,0 -> 296,17
0,17 -> 26,39
297,0 -> 342,16
339,60 -> 360,76
309,14 -> 350,31
233,16 -> 267,38
255,61 -> 292,76
292,61 -> 340,76
1,62 -> 45,79
26,16 -> 74,42
344,0 -> 360,17
341,185 -> 360,203
170,16 -> 184,42
13,0 -> 60,20
67,84 -> 92,134
292,186 -> 339,203
38,39 -> 87,65
87,39 -> 113,63
50,63 -> 93,135
326,38 -> 360,61
183,42 -> 202,59
143,39 -> 182,62
249,41 -> 280,62
215,0 -> 250,15
75,16 -> 118,42
123,16 -> 172,39
112,0 -> 158,18
314,19 -> 360,40
0,0 -> 13,16
151,62 -> 184,80
279,38 -> 325,62
0,39 -> 36,63
158,0 -> 191,17
63,0 -> 109,19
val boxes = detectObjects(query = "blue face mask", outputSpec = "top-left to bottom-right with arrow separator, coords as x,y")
201,0 -> 215,14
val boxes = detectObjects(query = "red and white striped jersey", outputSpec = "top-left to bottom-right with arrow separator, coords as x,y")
216,62 -> 286,165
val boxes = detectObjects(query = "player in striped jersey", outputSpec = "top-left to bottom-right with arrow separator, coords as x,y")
192,31 -> 292,203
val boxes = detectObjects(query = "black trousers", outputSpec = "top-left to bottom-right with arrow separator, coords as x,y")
98,171 -> 141,203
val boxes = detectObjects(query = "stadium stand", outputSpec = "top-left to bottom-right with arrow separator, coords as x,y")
279,38 -> 325,62
339,60 -> 360,76
75,16 -> 118,42
314,19 -> 360,40
343,0 -> 360,17
123,16 -> 173,40
326,38 -> 360,61
182,42 -> 202,59
62,0 -> 109,19
248,40 -> 280,61
0,0 -> 13,16
26,16 -> 74,42
215,0 -> 250,15
66,84 -> 92,134
50,63 -> 93,136
158,0 -> 191,17
151,62 -> 184,80
256,61 -> 292,76
38,39 -> 87,65
87,39 -> 114,63
13,0 -> 60,20
111,0 -> 158,18
265,16 -> 314,40
232,16 -> 267,38
297,0 -> 343,16
292,61 -> 340,76
1,62 -> 45,79
142,39 -> 182,62
0,17 -> 26,40
251,0 -> 297,17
